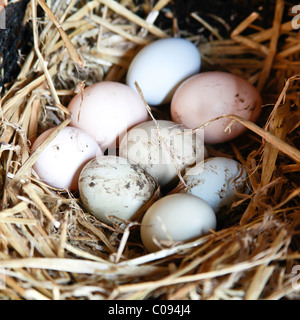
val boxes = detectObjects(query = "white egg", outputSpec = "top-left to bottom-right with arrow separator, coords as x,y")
78,155 -> 157,225
119,120 -> 207,190
140,193 -> 216,252
182,157 -> 248,212
31,126 -> 102,191
126,38 -> 201,106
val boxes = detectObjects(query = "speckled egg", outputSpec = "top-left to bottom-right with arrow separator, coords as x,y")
31,126 -> 101,191
181,157 -> 248,212
171,71 -> 262,144
78,155 -> 157,225
119,120 -> 207,190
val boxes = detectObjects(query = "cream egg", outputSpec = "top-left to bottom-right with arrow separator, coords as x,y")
140,193 -> 216,252
78,155 -> 156,225
119,120 -> 208,190
126,38 -> 201,106
171,71 -> 262,144
181,157 -> 248,212
68,81 -> 148,150
31,126 -> 102,191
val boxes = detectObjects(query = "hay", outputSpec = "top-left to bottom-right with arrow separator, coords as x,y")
0,0 -> 299,300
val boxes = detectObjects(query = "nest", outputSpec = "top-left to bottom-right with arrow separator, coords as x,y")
0,0 -> 299,300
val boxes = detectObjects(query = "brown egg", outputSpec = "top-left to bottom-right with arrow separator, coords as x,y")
170,71 -> 262,144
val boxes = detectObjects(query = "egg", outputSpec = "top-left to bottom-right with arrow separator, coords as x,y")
171,71 -> 262,144
68,81 -> 148,150
126,38 -> 201,106
78,155 -> 157,225
31,126 -> 102,191
140,193 -> 216,252
181,157 -> 248,212
119,120 -> 208,190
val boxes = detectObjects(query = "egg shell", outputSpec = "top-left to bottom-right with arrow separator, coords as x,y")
78,155 -> 157,225
119,120 -> 208,189
31,126 -> 102,191
126,38 -> 201,106
171,71 -> 262,144
68,81 -> 148,150
140,193 -> 216,252
182,157 -> 248,212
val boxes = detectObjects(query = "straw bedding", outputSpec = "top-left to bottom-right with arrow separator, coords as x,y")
0,0 -> 299,300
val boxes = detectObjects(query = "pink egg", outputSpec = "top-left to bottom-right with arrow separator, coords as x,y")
31,126 -> 101,191
170,71 -> 262,144
68,81 -> 148,149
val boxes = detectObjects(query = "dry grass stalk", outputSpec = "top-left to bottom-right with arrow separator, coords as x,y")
257,0 -> 285,92
0,0 -> 299,300
192,110 -> 300,163
191,12 -> 223,41
36,0 -> 84,67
